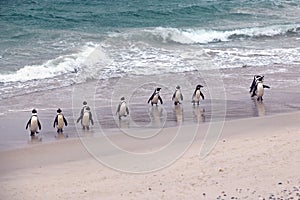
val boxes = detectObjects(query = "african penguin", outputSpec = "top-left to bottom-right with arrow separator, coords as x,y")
148,88 -> 163,106
116,97 -> 130,119
77,106 -> 94,130
25,109 -> 42,136
192,85 -> 205,105
53,108 -> 68,133
253,76 -> 270,101
172,85 -> 183,105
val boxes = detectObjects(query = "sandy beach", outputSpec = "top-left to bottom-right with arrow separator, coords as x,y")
0,111 -> 299,200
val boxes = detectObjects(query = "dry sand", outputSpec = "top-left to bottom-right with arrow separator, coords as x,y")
0,112 -> 300,200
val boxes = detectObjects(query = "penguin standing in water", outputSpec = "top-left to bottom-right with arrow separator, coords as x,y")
77,101 -> 88,122
53,108 -> 68,134
249,75 -> 263,97
77,106 -> 94,130
172,85 -> 183,105
148,88 -> 163,106
116,97 -> 130,119
251,76 -> 270,101
25,109 -> 42,136
192,85 -> 205,105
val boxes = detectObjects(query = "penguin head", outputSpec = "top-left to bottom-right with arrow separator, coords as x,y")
156,88 -> 161,91
32,109 -> 37,114
257,76 -> 264,82
196,84 -> 204,89
83,101 -> 87,105
120,97 -> 125,101
176,85 -> 180,90
57,108 -> 62,113
85,106 -> 90,111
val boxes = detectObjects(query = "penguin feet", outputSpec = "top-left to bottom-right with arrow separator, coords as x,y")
30,132 -> 35,136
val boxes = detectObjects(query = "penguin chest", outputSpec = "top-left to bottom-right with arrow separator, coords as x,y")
57,115 -> 64,129
82,112 -> 90,126
30,116 -> 38,132
194,90 -> 201,101
119,103 -> 127,116
152,94 -> 159,103
256,83 -> 264,97
174,91 -> 181,102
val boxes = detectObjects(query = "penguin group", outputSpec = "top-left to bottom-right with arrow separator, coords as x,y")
25,75 -> 270,136
25,101 -> 95,137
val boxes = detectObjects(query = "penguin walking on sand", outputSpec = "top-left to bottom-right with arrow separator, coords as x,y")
148,88 -> 163,106
77,106 -> 94,130
172,85 -> 183,105
25,109 -> 42,136
116,97 -> 130,119
192,85 -> 205,105
251,76 -> 270,101
53,108 -> 68,134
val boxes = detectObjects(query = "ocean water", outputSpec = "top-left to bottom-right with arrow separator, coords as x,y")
0,0 -> 300,99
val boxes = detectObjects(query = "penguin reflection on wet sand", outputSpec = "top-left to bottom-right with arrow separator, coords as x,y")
250,75 -> 270,101
116,97 -> 130,120
172,85 -> 183,105
192,85 -> 205,105
25,109 -> 42,136
77,106 -> 94,130
53,108 -> 68,134
148,88 -> 163,106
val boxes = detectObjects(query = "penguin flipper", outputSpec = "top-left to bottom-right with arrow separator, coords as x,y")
63,116 -> 68,126
200,92 -> 205,100
38,120 -> 42,130
148,93 -> 155,104
53,116 -> 58,128
26,118 -> 31,129
158,96 -> 163,104
263,85 -> 270,89
116,104 -> 121,113
172,91 -> 176,101
126,107 -> 129,115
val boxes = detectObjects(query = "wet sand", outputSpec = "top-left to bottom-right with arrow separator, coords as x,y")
0,111 -> 299,199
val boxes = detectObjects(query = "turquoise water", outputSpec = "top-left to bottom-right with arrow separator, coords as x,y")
0,0 -> 300,98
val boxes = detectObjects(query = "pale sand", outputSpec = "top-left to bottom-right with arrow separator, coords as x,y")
0,112 -> 300,200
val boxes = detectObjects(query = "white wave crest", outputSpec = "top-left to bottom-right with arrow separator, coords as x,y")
0,43 -> 100,83
147,24 -> 299,44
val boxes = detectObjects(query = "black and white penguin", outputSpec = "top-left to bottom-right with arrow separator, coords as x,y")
192,85 -> 205,105
148,88 -> 163,106
172,85 -> 183,105
251,76 -> 270,101
53,108 -> 68,133
25,109 -> 42,136
249,75 -> 263,96
116,97 -> 130,119
77,106 -> 94,130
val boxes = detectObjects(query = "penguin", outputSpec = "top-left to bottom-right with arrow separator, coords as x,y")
53,108 -> 68,133
249,75 -> 263,97
25,109 -> 42,136
192,85 -> 205,105
148,88 -> 163,106
77,106 -> 94,130
253,76 -> 270,101
116,97 -> 129,119
172,85 -> 183,105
